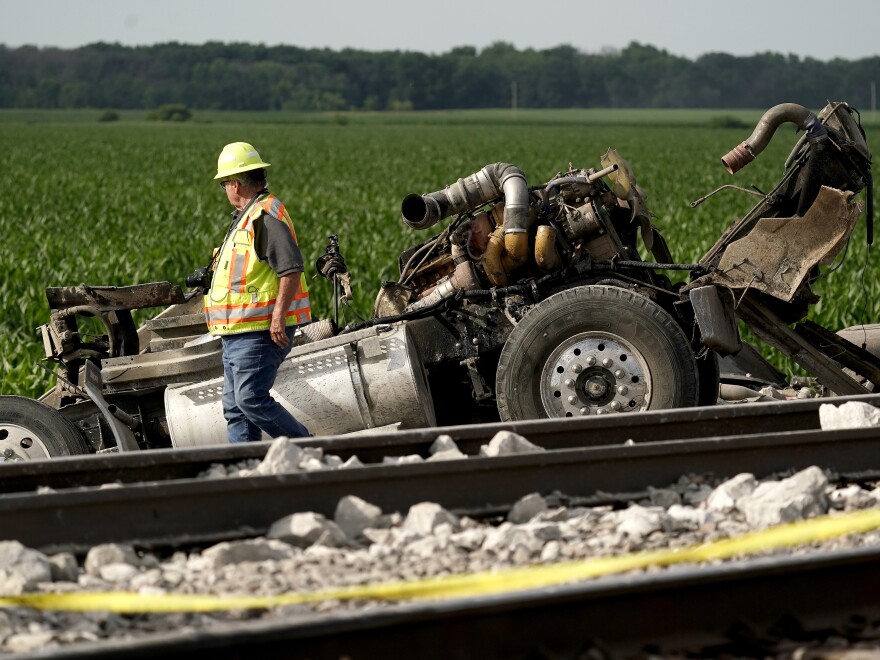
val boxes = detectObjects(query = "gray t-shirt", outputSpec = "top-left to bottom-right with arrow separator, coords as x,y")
252,211 -> 305,277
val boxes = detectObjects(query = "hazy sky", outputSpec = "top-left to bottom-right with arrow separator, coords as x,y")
3,0 -> 879,61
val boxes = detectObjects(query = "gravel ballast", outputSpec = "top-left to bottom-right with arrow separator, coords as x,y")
2,421 -> 880,654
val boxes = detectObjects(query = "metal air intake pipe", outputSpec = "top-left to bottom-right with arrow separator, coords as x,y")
402,163 -> 531,285
401,163 -> 528,230
721,103 -> 828,174
401,162 -> 530,232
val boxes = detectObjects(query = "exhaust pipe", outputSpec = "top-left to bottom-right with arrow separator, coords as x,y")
721,103 -> 828,174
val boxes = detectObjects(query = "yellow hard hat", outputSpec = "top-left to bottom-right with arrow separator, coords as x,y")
213,142 -> 271,180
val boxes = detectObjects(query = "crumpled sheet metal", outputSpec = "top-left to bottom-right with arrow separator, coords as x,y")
710,186 -> 861,302
601,148 -> 654,248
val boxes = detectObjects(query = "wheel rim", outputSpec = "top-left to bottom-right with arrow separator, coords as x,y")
540,332 -> 652,416
0,422 -> 53,461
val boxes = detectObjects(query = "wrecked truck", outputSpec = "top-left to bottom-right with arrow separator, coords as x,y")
0,100 -> 875,460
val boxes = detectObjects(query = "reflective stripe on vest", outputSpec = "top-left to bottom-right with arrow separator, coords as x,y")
205,194 -> 311,335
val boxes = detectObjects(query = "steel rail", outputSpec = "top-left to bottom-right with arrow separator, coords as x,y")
17,544 -> 880,659
4,392 -> 880,494
4,423 -> 880,554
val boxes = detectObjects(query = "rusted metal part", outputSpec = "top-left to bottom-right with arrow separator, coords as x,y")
42,282 -> 187,362
795,320 -> 880,388
46,282 -> 186,311
737,297 -> 869,396
99,337 -> 223,392
600,148 -> 665,261
41,308 -> 140,362
708,187 -> 860,302
700,102 -> 870,272
687,102 -> 872,398
135,294 -> 206,350
38,285 -> 198,413
82,361 -> 140,452
720,103 -> 826,175
142,312 -> 209,351
689,285 -> 741,355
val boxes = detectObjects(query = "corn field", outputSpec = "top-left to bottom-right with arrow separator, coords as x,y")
2,109 -> 879,398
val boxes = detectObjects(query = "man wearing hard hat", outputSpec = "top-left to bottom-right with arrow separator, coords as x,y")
199,142 -> 312,442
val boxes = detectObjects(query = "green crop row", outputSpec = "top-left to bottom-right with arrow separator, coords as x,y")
1,111 -> 878,398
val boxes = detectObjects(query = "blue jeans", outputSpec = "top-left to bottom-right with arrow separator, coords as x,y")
221,327 -> 311,443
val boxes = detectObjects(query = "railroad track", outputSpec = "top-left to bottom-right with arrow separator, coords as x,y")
19,545 -> 880,659
4,394 -> 880,553
4,392 -> 880,494
5,394 -> 880,659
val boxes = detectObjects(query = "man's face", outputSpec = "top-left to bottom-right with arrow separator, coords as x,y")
220,179 -> 244,209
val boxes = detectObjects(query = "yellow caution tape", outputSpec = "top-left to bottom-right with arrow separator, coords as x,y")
3,506 -> 880,614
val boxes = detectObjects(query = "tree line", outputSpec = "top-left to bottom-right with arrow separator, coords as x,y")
1,40 -> 878,111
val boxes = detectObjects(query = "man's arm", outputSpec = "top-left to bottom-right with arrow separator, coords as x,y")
270,272 -> 300,347
255,215 -> 304,273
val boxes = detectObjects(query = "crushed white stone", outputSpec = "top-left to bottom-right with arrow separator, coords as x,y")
4,451 -> 880,656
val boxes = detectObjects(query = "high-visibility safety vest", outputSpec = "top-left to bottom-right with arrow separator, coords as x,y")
205,194 -> 311,335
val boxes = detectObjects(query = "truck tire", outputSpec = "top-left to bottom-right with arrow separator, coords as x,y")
496,286 -> 700,420
0,395 -> 91,460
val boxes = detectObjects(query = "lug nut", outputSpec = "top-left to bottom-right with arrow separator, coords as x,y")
614,369 -> 625,379
567,395 -> 578,404
610,400 -> 622,410
564,379 -> 575,388
596,408 -> 608,415
579,407 -> 590,415
617,385 -> 628,395
602,358 -> 613,368
572,364 -> 583,374
586,356 -> 597,366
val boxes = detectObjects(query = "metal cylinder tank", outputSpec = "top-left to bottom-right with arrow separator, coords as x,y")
164,322 -> 436,447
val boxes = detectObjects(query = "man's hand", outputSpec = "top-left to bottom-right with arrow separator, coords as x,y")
270,273 -> 299,347
269,314 -> 289,347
